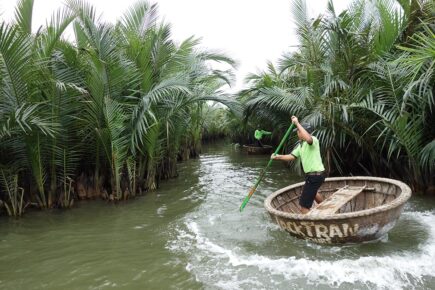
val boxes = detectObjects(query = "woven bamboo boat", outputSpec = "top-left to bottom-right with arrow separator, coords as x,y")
264,176 -> 411,244
242,144 -> 273,155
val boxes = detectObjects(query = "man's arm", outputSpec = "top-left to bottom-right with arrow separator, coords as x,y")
292,116 -> 313,144
271,154 -> 296,161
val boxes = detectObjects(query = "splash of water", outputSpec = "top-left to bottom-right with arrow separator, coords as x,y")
168,211 -> 435,289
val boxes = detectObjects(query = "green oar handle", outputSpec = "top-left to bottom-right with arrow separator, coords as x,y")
239,123 -> 295,212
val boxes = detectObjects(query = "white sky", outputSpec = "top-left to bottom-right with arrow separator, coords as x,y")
0,0 -> 350,92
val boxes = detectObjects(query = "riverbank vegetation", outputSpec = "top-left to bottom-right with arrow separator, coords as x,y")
229,0 -> 434,195
0,0 -> 240,216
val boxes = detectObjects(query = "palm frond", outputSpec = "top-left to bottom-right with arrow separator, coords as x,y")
0,23 -> 34,107
119,0 -> 158,37
14,0 -> 34,34
373,0 -> 406,54
420,139 -> 435,172
38,7 -> 75,57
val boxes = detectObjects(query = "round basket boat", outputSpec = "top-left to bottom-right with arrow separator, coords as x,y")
242,144 -> 273,155
264,176 -> 411,244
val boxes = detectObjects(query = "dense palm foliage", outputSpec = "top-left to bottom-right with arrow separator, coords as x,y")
0,0 -> 240,216
1,0 -> 433,217
235,0 -> 434,194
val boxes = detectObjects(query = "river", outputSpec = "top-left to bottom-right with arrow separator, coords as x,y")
1,142 -> 434,289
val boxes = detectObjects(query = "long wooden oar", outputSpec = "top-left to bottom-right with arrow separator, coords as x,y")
239,123 -> 295,212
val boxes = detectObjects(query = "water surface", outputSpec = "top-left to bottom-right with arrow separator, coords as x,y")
1,143 -> 434,289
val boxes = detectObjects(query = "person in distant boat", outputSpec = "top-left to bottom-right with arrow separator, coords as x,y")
254,128 -> 271,147
270,116 -> 325,214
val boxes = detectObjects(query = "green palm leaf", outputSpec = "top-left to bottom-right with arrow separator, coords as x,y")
14,0 -> 34,34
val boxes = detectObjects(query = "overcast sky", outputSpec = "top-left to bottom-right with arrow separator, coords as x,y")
0,0 -> 350,91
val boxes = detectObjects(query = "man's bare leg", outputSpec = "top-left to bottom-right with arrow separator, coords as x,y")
300,193 -> 323,214
314,192 -> 323,204
300,207 -> 310,214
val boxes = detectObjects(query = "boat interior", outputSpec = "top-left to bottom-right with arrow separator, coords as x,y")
271,179 -> 401,215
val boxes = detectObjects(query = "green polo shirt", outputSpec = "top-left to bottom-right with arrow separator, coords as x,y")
291,136 -> 325,173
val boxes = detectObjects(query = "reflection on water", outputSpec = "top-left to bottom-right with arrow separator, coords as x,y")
0,142 -> 434,289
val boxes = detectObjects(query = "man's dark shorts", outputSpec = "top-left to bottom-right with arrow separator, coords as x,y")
299,174 -> 325,209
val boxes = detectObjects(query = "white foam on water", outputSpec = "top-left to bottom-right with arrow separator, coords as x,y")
169,211 -> 435,289
132,270 -> 147,281
207,214 -> 222,226
157,205 -> 167,216
133,224 -> 146,229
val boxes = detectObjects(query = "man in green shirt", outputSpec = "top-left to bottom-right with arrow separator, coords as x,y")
271,116 -> 325,214
254,128 -> 271,147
